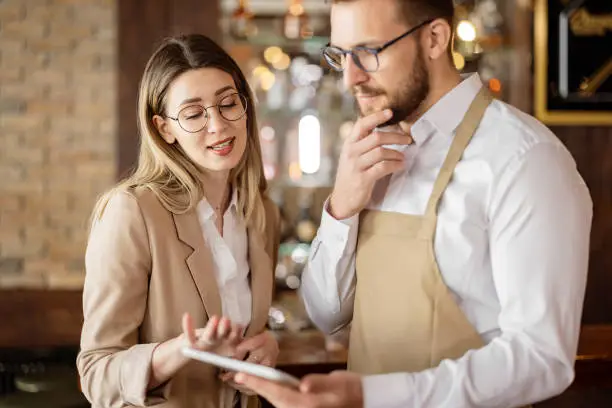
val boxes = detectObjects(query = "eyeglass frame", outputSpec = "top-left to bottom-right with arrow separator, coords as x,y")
165,92 -> 249,133
322,18 -> 435,73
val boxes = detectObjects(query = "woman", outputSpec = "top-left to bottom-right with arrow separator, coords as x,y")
77,34 -> 280,408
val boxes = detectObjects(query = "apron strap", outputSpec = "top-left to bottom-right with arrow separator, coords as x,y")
419,87 -> 493,239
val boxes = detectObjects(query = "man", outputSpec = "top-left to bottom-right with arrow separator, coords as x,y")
237,0 -> 593,406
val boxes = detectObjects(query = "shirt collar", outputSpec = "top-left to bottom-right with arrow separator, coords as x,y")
412,73 -> 484,143
197,189 -> 238,221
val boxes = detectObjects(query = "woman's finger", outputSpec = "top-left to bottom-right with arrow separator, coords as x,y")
181,312 -> 197,346
196,315 -> 219,348
216,317 -> 231,339
226,323 -> 243,347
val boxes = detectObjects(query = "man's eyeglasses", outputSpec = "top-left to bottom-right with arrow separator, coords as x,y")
166,92 -> 248,133
322,19 -> 434,73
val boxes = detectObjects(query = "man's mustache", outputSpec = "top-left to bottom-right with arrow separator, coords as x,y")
352,86 -> 384,97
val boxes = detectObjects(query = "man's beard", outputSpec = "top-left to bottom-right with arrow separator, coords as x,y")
354,44 -> 430,127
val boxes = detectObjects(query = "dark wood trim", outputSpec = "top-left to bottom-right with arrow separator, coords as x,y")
574,325 -> 612,389
0,290 -> 83,349
117,0 -> 221,178
169,0 -> 221,42
117,0 -> 168,179
553,125 -> 612,324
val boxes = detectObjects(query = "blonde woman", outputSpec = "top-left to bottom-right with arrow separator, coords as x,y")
77,34 -> 280,408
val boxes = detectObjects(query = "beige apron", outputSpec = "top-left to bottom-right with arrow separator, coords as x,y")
349,88 -> 529,407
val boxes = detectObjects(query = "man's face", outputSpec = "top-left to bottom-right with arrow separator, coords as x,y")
330,0 -> 430,125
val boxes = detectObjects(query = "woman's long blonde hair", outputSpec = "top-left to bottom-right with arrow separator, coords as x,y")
91,34 -> 267,231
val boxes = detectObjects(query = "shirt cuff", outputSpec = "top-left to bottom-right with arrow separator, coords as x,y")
120,342 -> 167,406
317,198 -> 358,246
363,373 -> 415,408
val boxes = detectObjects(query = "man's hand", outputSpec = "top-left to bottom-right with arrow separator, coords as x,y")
234,370 -> 364,408
329,109 -> 412,220
220,331 -> 279,395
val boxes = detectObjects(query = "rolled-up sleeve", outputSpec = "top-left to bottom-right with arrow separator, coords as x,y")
77,191 -> 166,407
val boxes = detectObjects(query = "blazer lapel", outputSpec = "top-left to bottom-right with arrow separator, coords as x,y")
245,226 -> 273,337
173,211 -> 222,319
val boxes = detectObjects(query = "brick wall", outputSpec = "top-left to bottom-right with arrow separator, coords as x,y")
0,0 -> 117,288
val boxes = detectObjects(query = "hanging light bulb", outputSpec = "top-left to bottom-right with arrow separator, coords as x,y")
283,0 -> 311,40
231,0 -> 256,39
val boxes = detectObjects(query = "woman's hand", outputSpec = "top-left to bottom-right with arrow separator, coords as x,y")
148,313 -> 244,390
220,331 -> 279,395
181,313 -> 244,358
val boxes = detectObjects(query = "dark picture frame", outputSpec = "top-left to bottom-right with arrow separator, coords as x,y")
534,0 -> 612,126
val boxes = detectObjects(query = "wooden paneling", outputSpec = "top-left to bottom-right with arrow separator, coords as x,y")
169,0 -> 221,41
117,0 -> 221,178
0,290 -> 82,349
554,126 -> 612,324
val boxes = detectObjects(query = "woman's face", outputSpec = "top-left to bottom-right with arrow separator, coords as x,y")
154,68 -> 249,173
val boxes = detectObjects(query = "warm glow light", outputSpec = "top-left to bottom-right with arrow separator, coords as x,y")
260,71 -> 276,91
489,78 -> 502,93
457,20 -> 477,42
264,46 -> 283,64
289,4 -> 304,16
452,51 -> 465,70
298,115 -> 321,174
253,65 -> 268,77
272,53 -> 291,70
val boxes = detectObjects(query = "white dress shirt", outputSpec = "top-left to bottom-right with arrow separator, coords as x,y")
196,190 -> 252,329
300,74 -> 593,407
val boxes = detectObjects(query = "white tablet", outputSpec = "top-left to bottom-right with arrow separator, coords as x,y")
181,347 -> 301,389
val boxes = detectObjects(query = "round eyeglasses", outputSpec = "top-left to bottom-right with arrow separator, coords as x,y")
322,19 -> 434,73
166,92 -> 248,133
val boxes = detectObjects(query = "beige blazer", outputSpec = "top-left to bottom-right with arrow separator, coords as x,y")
77,187 -> 280,408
